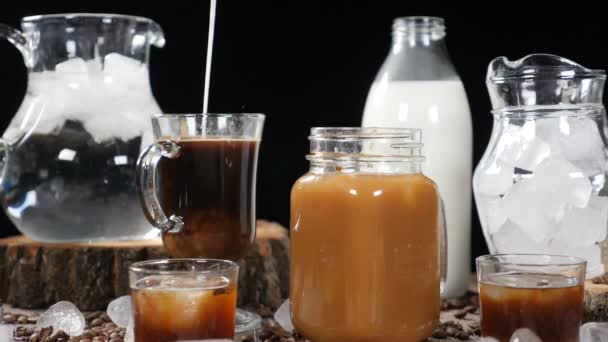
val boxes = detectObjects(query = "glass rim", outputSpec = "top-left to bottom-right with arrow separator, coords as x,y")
153,113 -> 265,119
476,254 -> 586,268
129,258 -> 239,275
22,13 -> 158,24
393,16 -> 445,25
309,127 -> 422,139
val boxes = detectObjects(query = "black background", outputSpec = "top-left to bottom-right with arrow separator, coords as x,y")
1,2 -> 607,270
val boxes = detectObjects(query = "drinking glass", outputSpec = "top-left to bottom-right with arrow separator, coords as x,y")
129,258 -> 239,341
477,254 -> 585,342
136,113 -> 265,338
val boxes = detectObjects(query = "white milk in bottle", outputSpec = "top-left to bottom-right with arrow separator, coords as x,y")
363,17 -> 473,298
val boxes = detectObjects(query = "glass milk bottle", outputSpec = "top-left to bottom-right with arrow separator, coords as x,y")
290,128 -> 446,342
363,16 -> 472,297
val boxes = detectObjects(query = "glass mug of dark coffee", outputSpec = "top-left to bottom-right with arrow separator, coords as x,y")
136,113 -> 264,260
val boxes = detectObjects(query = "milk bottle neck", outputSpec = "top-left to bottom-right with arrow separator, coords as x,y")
380,17 -> 459,81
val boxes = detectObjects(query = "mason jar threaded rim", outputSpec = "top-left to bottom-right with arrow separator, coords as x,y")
307,127 -> 425,163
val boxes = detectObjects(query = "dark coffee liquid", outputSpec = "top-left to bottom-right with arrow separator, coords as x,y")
480,273 -> 583,342
158,138 -> 259,260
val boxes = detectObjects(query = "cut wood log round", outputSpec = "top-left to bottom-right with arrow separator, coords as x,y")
0,219 -> 289,311
585,279 -> 608,322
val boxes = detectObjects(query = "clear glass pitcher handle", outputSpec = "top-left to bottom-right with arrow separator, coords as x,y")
440,198 -> 448,295
0,24 -> 31,66
136,141 -> 184,234
0,138 -> 9,184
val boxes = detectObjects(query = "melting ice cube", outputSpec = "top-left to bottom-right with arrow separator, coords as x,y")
580,322 -> 608,342
510,328 -> 542,342
36,301 -> 85,336
274,299 -> 294,333
107,295 -> 133,328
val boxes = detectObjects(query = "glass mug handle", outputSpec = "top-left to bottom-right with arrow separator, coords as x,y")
0,23 -> 32,67
136,141 -> 184,233
439,198 -> 448,295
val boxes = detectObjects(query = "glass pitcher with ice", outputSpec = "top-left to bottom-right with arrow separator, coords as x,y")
0,14 -> 165,241
474,54 -> 608,277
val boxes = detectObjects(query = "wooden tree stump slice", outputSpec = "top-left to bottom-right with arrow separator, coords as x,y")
585,277 -> 608,322
0,220 -> 289,311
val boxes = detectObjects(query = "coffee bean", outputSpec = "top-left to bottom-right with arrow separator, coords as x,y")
3,313 -> 17,324
456,330 -> 470,339
80,339 -> 92,342
445,326 -> 458,336
17,316 -> 29,324
109,339 -> 121,342
432,328 -> 448,338
109,332 -> 119,339
81,331 -> 94,339
27,316 -> 40,324
39,327 -> 53,340
90,318 -> 104,327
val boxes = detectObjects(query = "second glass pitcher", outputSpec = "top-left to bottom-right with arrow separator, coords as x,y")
0,14 -> 165,241
474,54 -> 608,277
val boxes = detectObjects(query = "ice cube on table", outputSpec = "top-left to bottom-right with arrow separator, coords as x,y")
581,322 -> 608,342
107,295 -> 133,328
125,324 -> 134,342
510,328 -> 542,342
36,301 -> 85,336
274,299 -> 294,333
476,160 -> 514,196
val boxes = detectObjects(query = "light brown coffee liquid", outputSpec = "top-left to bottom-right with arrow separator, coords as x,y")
290,172 -> 441,342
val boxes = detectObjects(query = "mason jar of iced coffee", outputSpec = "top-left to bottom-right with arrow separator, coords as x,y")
290,127 -> 445,342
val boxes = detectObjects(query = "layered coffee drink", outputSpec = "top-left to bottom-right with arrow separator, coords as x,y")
158,138 -> 259,260
132,273 -> 237,341
290,172 -> 442,342
480,273 -> 584,342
